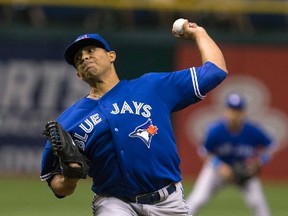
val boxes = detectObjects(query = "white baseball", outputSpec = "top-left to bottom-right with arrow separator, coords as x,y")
172,18 -> 187,35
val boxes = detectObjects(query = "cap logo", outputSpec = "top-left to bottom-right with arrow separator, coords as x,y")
76,34 -> 89,42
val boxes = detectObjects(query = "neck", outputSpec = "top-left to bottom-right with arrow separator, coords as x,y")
89,79 -> 120,99
87,71 -> 120,99
228,121 -> 242,133
89,92 -> 102,99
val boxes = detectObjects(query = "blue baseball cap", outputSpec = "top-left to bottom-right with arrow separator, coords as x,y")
64,33 -> 111,66
225,93 -> 246,110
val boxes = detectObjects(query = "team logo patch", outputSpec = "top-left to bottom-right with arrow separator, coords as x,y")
129,118 -> 158,148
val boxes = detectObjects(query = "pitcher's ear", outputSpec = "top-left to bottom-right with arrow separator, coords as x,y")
109,51 -> 116,62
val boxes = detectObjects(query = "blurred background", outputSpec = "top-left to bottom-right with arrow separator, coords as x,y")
0,0 -> 287,215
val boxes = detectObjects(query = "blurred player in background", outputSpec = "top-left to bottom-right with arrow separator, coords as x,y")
186,93 -> 275,216
40,19 -> 228,216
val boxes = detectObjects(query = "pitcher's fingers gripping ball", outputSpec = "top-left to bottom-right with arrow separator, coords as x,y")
43,121 -> 89,179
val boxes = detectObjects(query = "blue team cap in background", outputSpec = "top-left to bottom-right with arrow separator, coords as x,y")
64,33 -> 111,66
225,93 -> 246,110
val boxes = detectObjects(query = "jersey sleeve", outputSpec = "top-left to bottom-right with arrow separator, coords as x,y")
251,123 -> 273,148
196,61 -> 228,95
203,124 -> 220,154
142,61 -> 227,112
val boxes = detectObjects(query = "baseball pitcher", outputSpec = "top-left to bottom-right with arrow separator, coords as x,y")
40,19 -> 228,215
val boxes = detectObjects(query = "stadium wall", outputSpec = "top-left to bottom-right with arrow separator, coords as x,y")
174,44 -> 288,182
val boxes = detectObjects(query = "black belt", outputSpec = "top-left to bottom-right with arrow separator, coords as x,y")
134,184 -> 176,204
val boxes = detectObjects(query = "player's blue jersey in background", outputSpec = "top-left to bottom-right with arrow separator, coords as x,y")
40,61 -> 227,201
204,119 -> 273,165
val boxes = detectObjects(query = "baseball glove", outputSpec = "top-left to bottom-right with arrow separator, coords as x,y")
43,121 -> 89,179
231,161 -> 260,185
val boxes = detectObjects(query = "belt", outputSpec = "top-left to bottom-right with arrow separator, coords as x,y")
134,183 -> 176,204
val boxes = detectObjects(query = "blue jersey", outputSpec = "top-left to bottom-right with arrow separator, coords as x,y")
40,61 -> 227,201
204,119 -> 273,165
